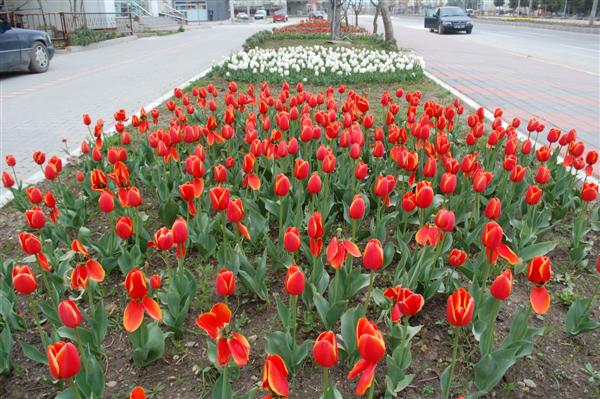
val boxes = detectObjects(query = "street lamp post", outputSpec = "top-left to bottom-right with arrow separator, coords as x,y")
591,0 -> 598,25
229,0 -> 235,22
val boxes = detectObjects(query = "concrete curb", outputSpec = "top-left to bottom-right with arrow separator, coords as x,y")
473,18 -> 600,34
423,69 -> 599,185
0,64 -> 215,208
56,35 -> 138,54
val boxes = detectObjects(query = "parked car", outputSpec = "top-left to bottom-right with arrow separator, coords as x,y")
308,10 -> 326,20
236,12 -> 249,20
424,7 -> 473,34
0,18 -> 55,73
272,10 -> 288,23
254,10 -> 267,20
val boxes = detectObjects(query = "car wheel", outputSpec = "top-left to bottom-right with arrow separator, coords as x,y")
29,41 -> 49,73
438,24 -> 444,34
466,28 -> 472,34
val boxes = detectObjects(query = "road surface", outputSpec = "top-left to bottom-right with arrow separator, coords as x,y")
365,15 -> 600,155
0,22 -> 274,199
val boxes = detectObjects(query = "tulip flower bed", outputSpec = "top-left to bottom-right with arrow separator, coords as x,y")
217,46 -> 424,85
273,20 -> 370,36
0,72 -> 599,399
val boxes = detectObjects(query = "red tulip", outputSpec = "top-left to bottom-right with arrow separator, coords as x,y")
47,342 -> 81,379
262,354 -> 289,398
481,222 -> 519,265
534,165 -> 551,185
527,256 -> 552,286
307,211 -> 324,239
490,269 -> 513,301
355,161 -> 368,180
18,232 -> 42,254
5,154 -> 16,167
581,182 -> 598,202
294,159 -> 310,180
401,192 -> 417,212
33,151 -> 46,165
172,218 -> 188,257
415,224 -> 444,246
326,237 -> 361,269
322,154 -> 336,173
216,269 -> 235,297
362,239 -> 384,271
525,185 -> 543,206
12,265 -> 37,295
115,216 -> 133,240
307,172 -> 322,194
274,173 -> 291,196
213,164 -> 227,183
149,274 -> 161,289
196,303 -> 232,339
58,299 -> 83,328
440,173 -> 457,194
485,197 -> 502,219
26,187 -> 43,204
530,286 -> 551,315
209,186 -> 230,211
509,165 -> 527,183
98,191 -> 114,213
415,181 -> 434,208
25,207 -> 46,229
313,331 -> 338,368
349,194 -> 366,219
434,209 -> 455,232
283,227 -> 301,253
217,332 -> 251,366
285,264 -> 305,296
446,288 -> 475,326
2,171 -> 14,188
385,286 -> 424,321
348,318 -> 385,395
148,227 -> 174,251
123,269 -> 162,332
130,386 -> 146,399
448,249 -> 467,267
70,265 -> 88,290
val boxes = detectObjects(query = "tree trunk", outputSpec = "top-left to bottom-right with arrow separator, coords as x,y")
344,8 -> 349,27
591,0 -> 598,25
380,0 -> 397,49
372,5 -> 379,34
355,11 -> 359,26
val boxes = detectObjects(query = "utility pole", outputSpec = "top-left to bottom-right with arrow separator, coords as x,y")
229,0 -> 235,23
563,0 -> 568,16
591,0 -> 598,25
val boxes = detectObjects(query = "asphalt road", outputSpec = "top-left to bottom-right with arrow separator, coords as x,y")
365,15 -> 600,156
0,21 -> 274,198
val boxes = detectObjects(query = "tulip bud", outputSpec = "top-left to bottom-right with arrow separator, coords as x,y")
47,342 -> 81,379
401,192 -> 417,212
294,159 -> 310,180
283,227 -> 301,253
12,265 -> 38,295
58,299 -> 83,328
115,216 -> 133,240
485,197 -> 502,219
172,218 -> 188,244
274,173 -> 291,197
490,269 -> 513,301
149,274 -> 161,290
527,256 -> 552,285
307,172 -> 322,195
312,331 -> 338,368
25,207 -> 46,229
581,182 -> 598,202
362,239 -> 384,271
525,185 -> 543,206
415,181 -> 434,208
33,151 -> 46,165
285,264 -> 305,296
130,386 -> 146,399
215,269 -> 235,297
2,171 -> 14,188
349,194 -> 366,220
446,288 -> 474,326
98,191 -> 114,213
434,209 -> 455,232
440,173 -> 457,195
448,248 -> 467,267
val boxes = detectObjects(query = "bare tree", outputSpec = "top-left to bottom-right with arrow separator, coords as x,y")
351,0 -> 364,25
342,0 -> 351,27
370,0 -> 396,49
329,0 -> 347,40
371,0 -> 379,34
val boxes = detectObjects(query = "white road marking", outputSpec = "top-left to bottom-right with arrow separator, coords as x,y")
561,44 -> 599,53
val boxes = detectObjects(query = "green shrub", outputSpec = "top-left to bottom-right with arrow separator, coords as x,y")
69,27 -> 118,46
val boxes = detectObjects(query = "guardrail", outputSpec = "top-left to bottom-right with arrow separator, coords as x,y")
7,11 -> 134,47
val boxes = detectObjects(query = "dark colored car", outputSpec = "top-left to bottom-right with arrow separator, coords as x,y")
308,10 -> 326,20
424,7 -> 473,34
273,11 -> 288,23
0,18 -> 55,73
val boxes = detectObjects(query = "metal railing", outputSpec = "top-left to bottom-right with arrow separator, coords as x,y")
8,11 -> 134,47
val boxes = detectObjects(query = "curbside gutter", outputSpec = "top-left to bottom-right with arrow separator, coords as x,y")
56,35 -> 139,54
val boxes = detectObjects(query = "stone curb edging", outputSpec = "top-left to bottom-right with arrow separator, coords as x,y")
55,35 -> 139,54
472,18 -> 600,34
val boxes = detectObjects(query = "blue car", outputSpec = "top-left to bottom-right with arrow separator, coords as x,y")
0,18 -> 55,73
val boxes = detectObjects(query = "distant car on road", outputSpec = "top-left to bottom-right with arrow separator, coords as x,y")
272,10 -> 288,23
254,10 -> 267,20
0,18 -> 55,73
425,7 -> 473,34
236,12 -> 249,20
308,10 -> 326,20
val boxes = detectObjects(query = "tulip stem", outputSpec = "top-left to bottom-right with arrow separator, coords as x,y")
135,207 -> 141,249
483,300 -> 500,356
27,296 -> 45,346
289,295 -> 298,353
364,271 -> 375,316
221,364 -> 228,399
87,282 -> 95,311
367,377 -> 376,399
279,198 -> 285,243
444,326 -> 460,398
352,219 -> 357,242
39,269 -> 56,307
221,212 -> 228,254
334,268 -> 341,302
71,379 -> 82,399
323,367 -> 330,394
74,327 -> 85,355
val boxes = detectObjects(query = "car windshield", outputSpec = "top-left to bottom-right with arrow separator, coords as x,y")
440,8 -> 466,17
